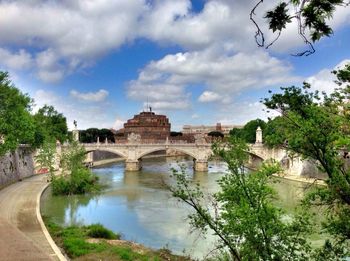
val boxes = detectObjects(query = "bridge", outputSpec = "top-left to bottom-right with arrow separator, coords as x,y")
80,141 -> 213,171
62,127 -> 291,172
64,142 -> 287,172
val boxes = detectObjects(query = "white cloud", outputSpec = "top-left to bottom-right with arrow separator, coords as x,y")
33,89 -> 115,130
0,48 -> 32,70
70,89 -> 109,102
216,101 -> 280,126
113,119 -> 125,130
198,91 -> 224,103
306,59 -> 350,95
0,0 -> 146,81
1,0 -> 349,84
127,81 -> 191,111
127,48 -> 298,111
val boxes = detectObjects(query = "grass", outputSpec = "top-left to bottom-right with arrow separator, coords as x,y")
44,217 -> 191,261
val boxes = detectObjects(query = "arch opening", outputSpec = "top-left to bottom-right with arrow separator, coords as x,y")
84,149 -> 127,161
137,148 -> 197,161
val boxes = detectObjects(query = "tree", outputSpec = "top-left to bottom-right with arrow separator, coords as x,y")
264,116 -> 289,148
207,131 -> 224,138
168,137 -> 311,260
170,131 -> 183,137
0,71 -> 37,155
262,64 -> 350,258
251,0 -> 350,56
44,141 -> 100,195
79,128 -> 115,143
230,119 -> 266,143
33,105 -> 68,144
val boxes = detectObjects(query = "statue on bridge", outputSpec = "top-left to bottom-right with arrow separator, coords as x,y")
194,133 -> 206,144
127,133 -> 141,144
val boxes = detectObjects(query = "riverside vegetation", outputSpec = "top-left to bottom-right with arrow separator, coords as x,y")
169,64 -> 350,260
44,218 -> 191,261
2,63 -> 350,260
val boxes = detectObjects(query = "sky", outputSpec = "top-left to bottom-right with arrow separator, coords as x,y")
0,0 -> 349,131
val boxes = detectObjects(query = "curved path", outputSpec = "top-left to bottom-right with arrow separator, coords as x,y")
0,174 -> 62,261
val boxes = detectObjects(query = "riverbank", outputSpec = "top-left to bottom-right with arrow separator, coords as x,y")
274,173 -> 326,186
44,219 -> 192,261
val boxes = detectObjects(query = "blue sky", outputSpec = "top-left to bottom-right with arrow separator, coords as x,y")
0,0 -> 349,131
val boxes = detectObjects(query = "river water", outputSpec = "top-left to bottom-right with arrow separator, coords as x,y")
41,156 -> 317,259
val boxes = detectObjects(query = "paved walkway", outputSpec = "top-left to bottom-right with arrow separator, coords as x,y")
0,175 -> 60,261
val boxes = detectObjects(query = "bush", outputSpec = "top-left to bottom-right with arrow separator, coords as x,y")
87,224 -> 119,239
51,176 -> 70,195
51,168 -> 100,195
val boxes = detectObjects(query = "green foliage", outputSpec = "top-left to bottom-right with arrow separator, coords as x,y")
33,105 -> 68,144
229,118 -> 266,143
44,218 -> 188,261
35,142 -> 56,176
0,71 -> 37,155
264,0 -> 345,41
169,137 -> 312,260
87,224 -> 119,239
51,141 -> 101,195
253,0 -> 348,55
263,116 -> 287,148
264,2 -> 292,32
170,131 -> 183,137
263,64 -> 350,258
80,128 -> 115,143
302,0 -> 343,41
207,131 -> 224,138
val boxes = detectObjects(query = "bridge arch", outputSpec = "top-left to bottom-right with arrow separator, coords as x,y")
136,147 -> 198,161
85,148 -> 127,159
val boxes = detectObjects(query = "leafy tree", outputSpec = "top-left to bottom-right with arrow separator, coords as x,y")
0,71 -> 37,155
229,127 -> 242,139
168,137 -> 312,260
262,64 -> 350,258
50,141 -> 100,195
33,105 -> 68,144
207,131 -> 224,138
35,142 -> 56,177
80,128 -> 115,143
230,119 -> 266,143
264,116 -> 288,148
251,0 -> 350,55
170,131 -> 183,137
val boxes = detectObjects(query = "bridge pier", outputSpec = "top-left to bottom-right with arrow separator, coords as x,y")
125,160 -> 141,171
194,160 -> 208,172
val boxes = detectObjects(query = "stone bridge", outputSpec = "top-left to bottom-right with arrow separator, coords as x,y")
63,140 -> 286,172
80,142 -> 213,171
59,127 -> 315,175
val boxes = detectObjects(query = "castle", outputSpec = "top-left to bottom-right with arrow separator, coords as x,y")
114,109 -> 171,143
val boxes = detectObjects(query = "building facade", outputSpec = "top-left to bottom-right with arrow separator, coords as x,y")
182,123 -> 243,135
115,111 -> 171,142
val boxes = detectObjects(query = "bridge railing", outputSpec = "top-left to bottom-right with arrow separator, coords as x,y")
78,141 -> 212,147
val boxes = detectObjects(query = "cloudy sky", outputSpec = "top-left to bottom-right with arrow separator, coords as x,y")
1,0 -> 349,130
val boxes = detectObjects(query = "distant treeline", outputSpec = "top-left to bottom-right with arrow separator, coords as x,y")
79,128 -> 115,143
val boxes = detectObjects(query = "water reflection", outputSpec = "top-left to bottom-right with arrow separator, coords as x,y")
41,156 -> 317,258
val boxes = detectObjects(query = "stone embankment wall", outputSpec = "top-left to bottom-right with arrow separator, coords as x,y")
0,147 -> 35,188
282,156 -> 327,179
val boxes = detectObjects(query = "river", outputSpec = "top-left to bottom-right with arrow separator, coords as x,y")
41,156 -> 319,259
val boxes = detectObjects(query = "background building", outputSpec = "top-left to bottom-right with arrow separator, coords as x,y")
182,123 -> 243,136
114,110 -> 171,143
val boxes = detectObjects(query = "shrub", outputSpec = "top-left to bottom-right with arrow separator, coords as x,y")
51,168 -> 100,195
87,224 -> 119,240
